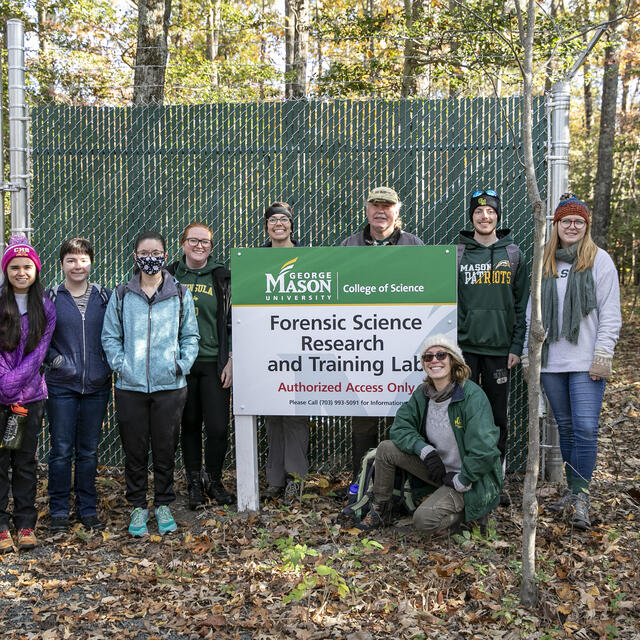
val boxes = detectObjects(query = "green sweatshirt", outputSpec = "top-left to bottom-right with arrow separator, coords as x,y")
174,256 -> 223,361
457,229 -> 529,357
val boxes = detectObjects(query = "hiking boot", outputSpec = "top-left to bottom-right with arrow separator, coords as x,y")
283,477 -> 301,505
262,485 -> 283,500
155,505 -> 177,535
128,507 -> 149,537
356,502 -> 391,531
49,516 -> 69,533
203,472 -> 235,506
572,492 -> 591,530
17,528 -> 37,550
187,471 -> 206,510
80,515 -> 106,531
0,530 -> 13,553
548,489 -> 575,513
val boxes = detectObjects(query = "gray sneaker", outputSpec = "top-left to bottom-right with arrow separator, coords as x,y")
572,492 -> 590,530
548,489 -> 575,513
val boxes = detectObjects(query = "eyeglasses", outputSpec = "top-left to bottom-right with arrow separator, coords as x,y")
268,216 -> 291,225
559,218 -> 586,229
185,237 -> 212,247
136,251 -> 164,258
472,189 -> 498,198
422,351 -> 448,363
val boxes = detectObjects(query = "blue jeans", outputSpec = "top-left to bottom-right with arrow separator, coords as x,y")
541,372 -> 606,487
47,386 -> 110,518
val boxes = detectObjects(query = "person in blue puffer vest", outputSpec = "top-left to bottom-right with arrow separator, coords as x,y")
102,231 -> 199,538
45,238 -> 112,534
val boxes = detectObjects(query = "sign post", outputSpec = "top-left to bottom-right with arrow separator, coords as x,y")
232,246 -> 457,511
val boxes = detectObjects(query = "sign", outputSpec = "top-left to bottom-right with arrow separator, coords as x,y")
232,246 -> 457,416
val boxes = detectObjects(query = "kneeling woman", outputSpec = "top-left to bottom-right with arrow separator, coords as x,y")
359,335 -> 502,533
102,232 -> 199,537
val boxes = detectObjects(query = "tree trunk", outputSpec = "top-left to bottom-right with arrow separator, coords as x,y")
285,0 -> 309,98
514,0 -> 544,608
401,0 -> 424,97
592,0 -> 620,249
206,0 -> 220,88
133,0 -> 172,105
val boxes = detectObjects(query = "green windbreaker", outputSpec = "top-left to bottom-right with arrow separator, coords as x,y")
389,380 -> 502,521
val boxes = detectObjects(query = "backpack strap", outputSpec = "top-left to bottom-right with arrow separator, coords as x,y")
505,243 -> 520,284
456,244 -> 465,271
46,285 -> 60,303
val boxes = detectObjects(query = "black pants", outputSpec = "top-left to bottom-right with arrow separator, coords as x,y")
351,416 -> 392,479
115,387 -> 187,508
181,360 -> 231,480
463,352 -> 510,458
0,400 -> 45,530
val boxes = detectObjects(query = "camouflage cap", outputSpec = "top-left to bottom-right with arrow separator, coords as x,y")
366,187 -> 399,204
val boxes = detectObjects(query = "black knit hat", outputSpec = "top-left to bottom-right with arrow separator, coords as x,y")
469,190 -> 501,221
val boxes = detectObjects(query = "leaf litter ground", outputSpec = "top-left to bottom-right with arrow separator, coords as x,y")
1,295 -> 638,640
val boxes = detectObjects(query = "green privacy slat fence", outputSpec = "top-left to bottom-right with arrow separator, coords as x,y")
31,98 -> 546,474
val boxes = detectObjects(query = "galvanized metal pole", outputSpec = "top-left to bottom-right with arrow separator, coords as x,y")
7,19 -> 29,240
0,33 -> 5,257
543,80 -> 571,483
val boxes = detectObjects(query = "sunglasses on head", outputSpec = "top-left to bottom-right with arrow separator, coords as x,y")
472,189 -> 498,198
422,351 -> 448,363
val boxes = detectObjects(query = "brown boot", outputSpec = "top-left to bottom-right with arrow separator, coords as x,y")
0,530 -> 14,553
17,528 -> 37,551
356,502 -> 392,531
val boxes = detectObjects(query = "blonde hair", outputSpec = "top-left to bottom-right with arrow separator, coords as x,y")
542,219 -> 598,278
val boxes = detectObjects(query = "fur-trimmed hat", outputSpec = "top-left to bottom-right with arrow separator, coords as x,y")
2,235 -> 42,273
420,334 -> 465,365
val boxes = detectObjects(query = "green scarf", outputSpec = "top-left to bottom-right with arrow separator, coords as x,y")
541,243 -> 596,366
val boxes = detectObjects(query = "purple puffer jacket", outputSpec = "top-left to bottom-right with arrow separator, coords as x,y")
0,298 -> 56,405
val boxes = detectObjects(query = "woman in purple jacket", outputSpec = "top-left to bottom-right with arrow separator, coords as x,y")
0,236 -> 56,553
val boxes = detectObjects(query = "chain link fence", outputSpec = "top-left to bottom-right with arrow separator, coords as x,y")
31,98 -> 546,473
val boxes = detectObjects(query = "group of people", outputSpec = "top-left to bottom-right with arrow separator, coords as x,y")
0,185 -> 621,551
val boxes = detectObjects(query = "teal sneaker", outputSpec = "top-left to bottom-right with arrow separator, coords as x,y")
128,507 -> 149,537
155,505 -> 177,535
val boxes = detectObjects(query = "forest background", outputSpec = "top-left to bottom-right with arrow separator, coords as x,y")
0,0 -> 637,274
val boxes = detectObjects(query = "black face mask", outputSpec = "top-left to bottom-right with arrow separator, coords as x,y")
136,255 -> 165,275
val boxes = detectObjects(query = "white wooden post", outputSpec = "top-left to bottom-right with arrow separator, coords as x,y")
234,414 -> 260,512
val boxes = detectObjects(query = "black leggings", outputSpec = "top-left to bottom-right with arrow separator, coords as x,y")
181,359 -> 231,480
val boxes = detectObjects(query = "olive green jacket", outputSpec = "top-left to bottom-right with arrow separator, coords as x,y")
389,380 -> 502,521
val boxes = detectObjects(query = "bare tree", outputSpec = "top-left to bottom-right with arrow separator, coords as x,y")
513,0 -> 546,608
285,0 -> 309,98
133,0 -> 172,105
592,0 -> 620,248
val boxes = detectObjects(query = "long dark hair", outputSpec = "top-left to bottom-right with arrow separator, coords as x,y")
0,272 -> 47,354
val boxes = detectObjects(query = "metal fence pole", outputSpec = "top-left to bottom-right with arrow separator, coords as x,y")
543,80 -> 571,483
7,19 -> 29,240
0,33 -> 5,257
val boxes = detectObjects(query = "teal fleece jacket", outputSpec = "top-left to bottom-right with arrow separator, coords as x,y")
389,380 -> 502,521
457,229 -> 529,357
101,271 -> 200,393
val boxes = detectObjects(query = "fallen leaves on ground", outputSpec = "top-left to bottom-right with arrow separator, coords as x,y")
1,294 -> 638,639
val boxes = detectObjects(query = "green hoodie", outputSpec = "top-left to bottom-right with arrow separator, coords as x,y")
457,229 -> 529,357
174,255 -> 224,361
